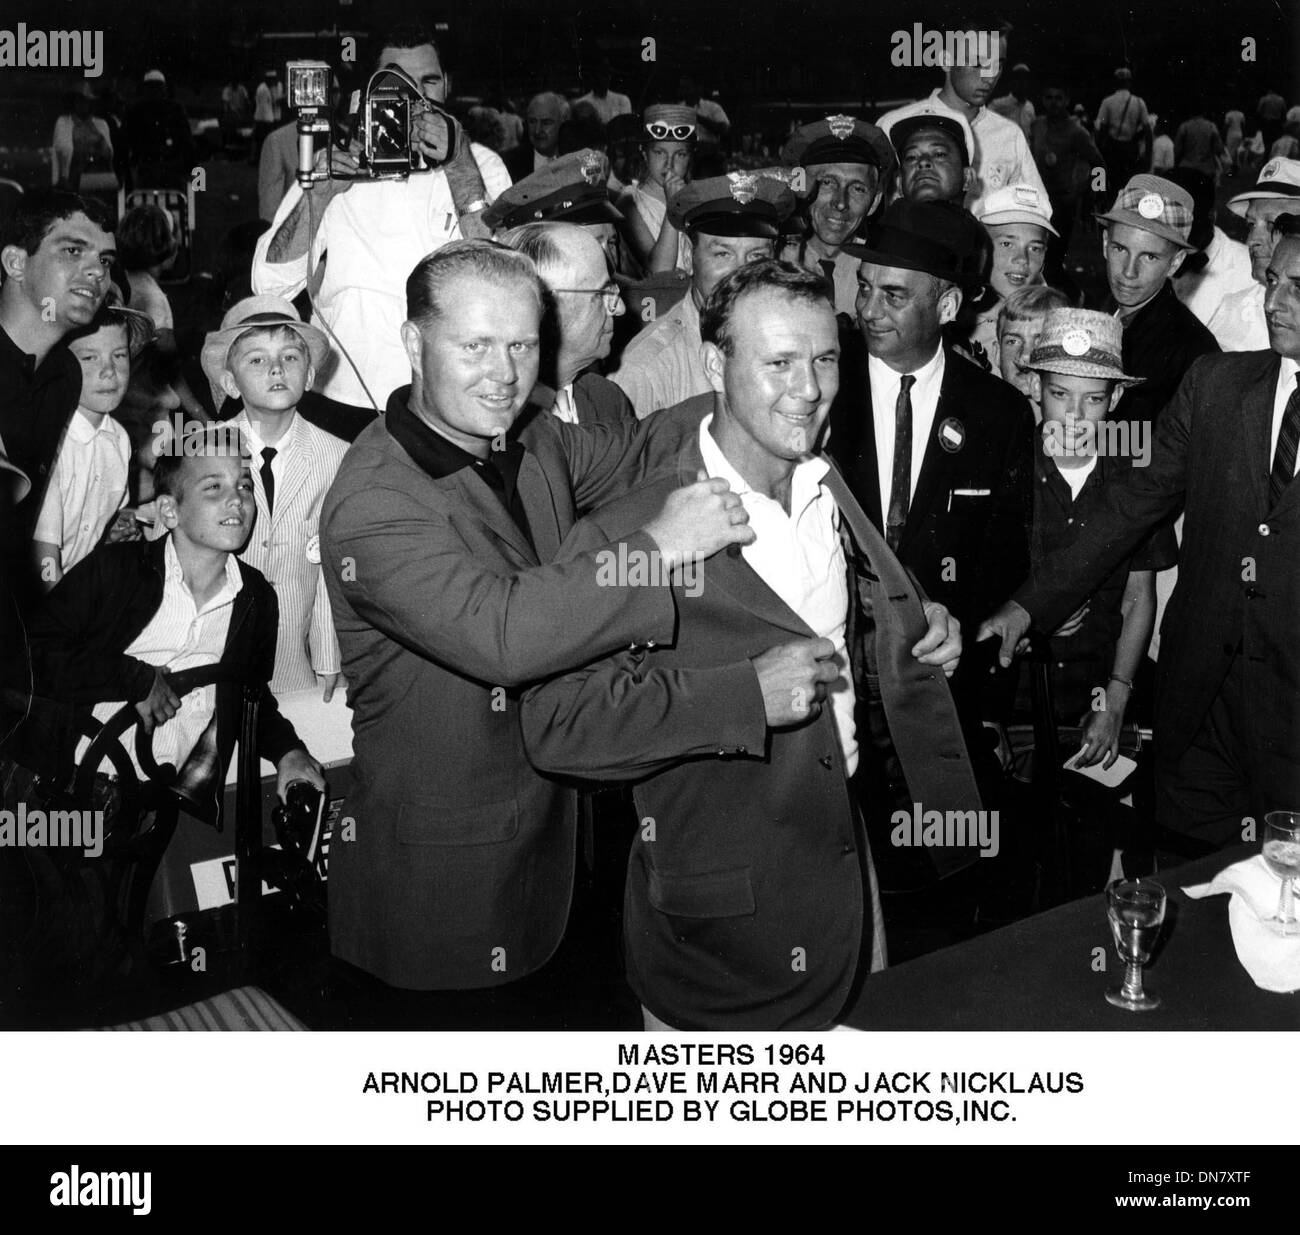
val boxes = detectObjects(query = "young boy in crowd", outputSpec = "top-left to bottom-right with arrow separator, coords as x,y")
969,184 -> 1058,370
996,284 -> 1071,420
1020,308 -> 1176,770
31,305 -> 154,589
6,423 -> 323,811
200,296 -> 349,699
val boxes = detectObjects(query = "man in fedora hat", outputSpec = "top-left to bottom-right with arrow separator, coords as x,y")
611,172 -> 796,416
828,198 -> 1034,881
779,115 -> 894,314
200,295 -> 349,697
981,217 -> 1300,850
1209,157 -> 1300,351
1095,174 -> 1218,427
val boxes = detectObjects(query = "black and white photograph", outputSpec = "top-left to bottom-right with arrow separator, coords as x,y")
0,0 -> 1296,1209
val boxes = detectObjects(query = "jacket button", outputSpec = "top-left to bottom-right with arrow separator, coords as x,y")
841,842 -> 854,855
1258,523 -> 1271,536
736,746 -> 747,755
819,755 -> 834,769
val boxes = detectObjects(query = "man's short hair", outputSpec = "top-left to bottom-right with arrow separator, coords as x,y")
116,203 -> 177,271
405,239 -> 544,328
0,189 -> 113,267
154,425 -> 246,501
496,222 -> 582,278
997,284 -> 1070,329
373,21 -> 442,70
700,259 -> 832,356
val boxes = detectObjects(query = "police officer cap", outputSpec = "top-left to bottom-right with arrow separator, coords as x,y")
667,172 -> 798,238
483,149 -> 622,230
780,114 -> 895,175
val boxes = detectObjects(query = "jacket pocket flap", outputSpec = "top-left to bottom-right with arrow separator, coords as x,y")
397,798 -> 520,847
647,868 -> 756,918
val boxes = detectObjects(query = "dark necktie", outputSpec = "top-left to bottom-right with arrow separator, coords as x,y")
1269,374 -> 1300,509
886,374 -> 916,552
260,446 -> 277,520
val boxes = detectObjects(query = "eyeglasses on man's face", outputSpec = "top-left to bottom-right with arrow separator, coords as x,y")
551,282 -> 624,312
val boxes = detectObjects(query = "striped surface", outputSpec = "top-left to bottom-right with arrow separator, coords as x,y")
100,985 -> 307,1031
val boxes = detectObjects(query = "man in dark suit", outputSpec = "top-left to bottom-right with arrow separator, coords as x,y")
827,199 -> 1034,824
1094,174 -> 1219,426
522,260 -> 977,1030
980,222 -> 1300,849
498,220 -> 634,429
320,240 -> 754,1010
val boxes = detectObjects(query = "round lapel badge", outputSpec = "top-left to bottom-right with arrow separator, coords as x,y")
1062,329 -> 1092,357
306,533 -> 321,565
1137,192 -> 1165,220
938,417 -> 965,453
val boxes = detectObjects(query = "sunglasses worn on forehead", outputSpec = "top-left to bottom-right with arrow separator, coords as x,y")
645,121 -> 696,141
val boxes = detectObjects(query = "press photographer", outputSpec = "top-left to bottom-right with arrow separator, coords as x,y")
252,23 -> 510,407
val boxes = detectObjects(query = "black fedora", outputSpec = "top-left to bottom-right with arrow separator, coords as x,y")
843,199 -> 985,287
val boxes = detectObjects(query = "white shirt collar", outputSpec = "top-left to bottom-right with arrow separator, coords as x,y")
236,410 -> 298,456
163,534 -> 243,598
67,409 -> 118,441
866,342 -> 945,391
698,411 -> 830,518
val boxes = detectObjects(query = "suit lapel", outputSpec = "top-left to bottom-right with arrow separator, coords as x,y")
272,438 -> 311,530
851,349 -> 884,530
517,451 -> 562,562
675,428 -> 813,638
1247,353 -> 1282,515
449,468 -> 540,566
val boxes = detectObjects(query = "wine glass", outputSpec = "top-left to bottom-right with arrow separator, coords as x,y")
1105,878 -> 1166,1012
1261,812 -> 1300,937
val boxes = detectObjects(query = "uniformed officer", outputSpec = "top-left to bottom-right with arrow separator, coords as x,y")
779,115 -> 895,314
610,172 -> 796,417
484,148 -> 624,270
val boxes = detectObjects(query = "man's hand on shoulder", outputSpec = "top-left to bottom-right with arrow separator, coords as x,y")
643,470 -> 754,568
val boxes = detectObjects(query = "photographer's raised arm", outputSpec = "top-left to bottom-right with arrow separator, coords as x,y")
260,143 -> 360,268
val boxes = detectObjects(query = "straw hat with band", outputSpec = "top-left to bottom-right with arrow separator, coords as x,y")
200,295 -> 330,413
1027,308 -> 1145,386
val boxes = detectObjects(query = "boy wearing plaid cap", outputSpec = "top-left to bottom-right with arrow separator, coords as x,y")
1020,308 -> 1176,770
1095,174 -> 1218,426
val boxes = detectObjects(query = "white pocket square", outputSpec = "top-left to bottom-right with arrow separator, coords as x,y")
951,488 -> 991,496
